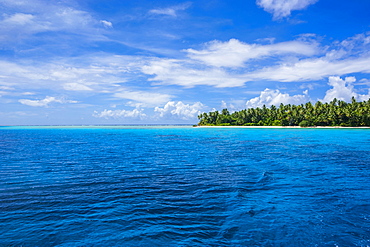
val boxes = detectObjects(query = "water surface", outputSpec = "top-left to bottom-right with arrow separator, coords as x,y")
0,126 -> 369,246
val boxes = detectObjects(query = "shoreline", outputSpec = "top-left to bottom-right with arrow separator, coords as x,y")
194,125 -> 370,129
1,125 -> 370,129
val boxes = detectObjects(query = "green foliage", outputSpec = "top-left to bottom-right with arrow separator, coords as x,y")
299,120 -> 312,127
271,120 -> 281,126
243,123 -> 258,126
197,98 -> 370,127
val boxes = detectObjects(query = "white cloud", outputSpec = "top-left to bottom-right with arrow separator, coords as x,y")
150,8 -> 177,17
0,86 -> 14,91
186,39 -> 318,68
0,12 -> 53,38
257,0 -> 319,20
47,7 -> 95,31
339,33 -> 370,51
2,33 -> 370,94
154,101 -> 204,120
2,13 -> 35,25
149,2 -> 191,17
250,56 -> 370,82
246,76 -> 370,109
93,108 -> 146,119
1,29 -> 370,113
141,32 -> 370,87
142,58 -> 247,88
0,55 -> 144,93
143,33 -> 370,87
358,78 -> 370,86
256,37 -> 276,44
141,38 -> 321,87
0,0 -> 104,45
63,83 -> 93,91
100,20 -> 113,28
114,89 -> 173,106
322,76 -> 370,102
221,100 -> 228,109
21,92 -> 35,95
18,96 -> 77,107
246,89 -> 310,108
220,100 -> 247,112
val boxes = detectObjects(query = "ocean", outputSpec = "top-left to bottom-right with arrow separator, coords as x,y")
0,126 -> 369,246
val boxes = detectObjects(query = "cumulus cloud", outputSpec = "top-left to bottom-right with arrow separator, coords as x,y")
322,76 -> 370,102
186,39 -> 318,68
257,0 -> 319,20
154,101 -> 204,120
149,2 -> 191,17
93,108 -> 146,119
245,76 -> 370,109
19,96 -> 77,107
246,89 -> 310,108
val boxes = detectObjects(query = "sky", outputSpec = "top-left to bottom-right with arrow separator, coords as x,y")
1,0 -> 370,125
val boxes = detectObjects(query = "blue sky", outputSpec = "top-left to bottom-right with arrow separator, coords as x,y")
1,0 -> 370,125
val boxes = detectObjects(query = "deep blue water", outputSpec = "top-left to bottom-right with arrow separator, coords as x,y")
0,126 -> 369,246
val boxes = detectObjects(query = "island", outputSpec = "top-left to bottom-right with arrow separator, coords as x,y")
197,97 -> 370,127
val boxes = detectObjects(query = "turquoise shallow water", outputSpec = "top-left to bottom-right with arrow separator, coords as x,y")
0,126 -> 369,246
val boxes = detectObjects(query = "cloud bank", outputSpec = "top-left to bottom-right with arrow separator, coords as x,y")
93,108 -> 146,119
154,101 -> 204,120
245,76 -> 370,109
322,76 -> 370,102
246,89 -> 310,108
142,33 -> 370,87
92,101 -> 204,121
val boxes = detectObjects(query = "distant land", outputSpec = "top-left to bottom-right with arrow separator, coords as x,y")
197,97 -> 370,127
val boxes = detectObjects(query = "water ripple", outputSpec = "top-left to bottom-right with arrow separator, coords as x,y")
0,127 -> 369,246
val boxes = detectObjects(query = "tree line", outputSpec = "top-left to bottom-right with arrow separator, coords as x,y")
197,97 -> 370,127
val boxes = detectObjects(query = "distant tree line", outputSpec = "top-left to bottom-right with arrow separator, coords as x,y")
197,97 -> 370,127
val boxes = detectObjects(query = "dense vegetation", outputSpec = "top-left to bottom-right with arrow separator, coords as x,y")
198,97 -> 370,127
